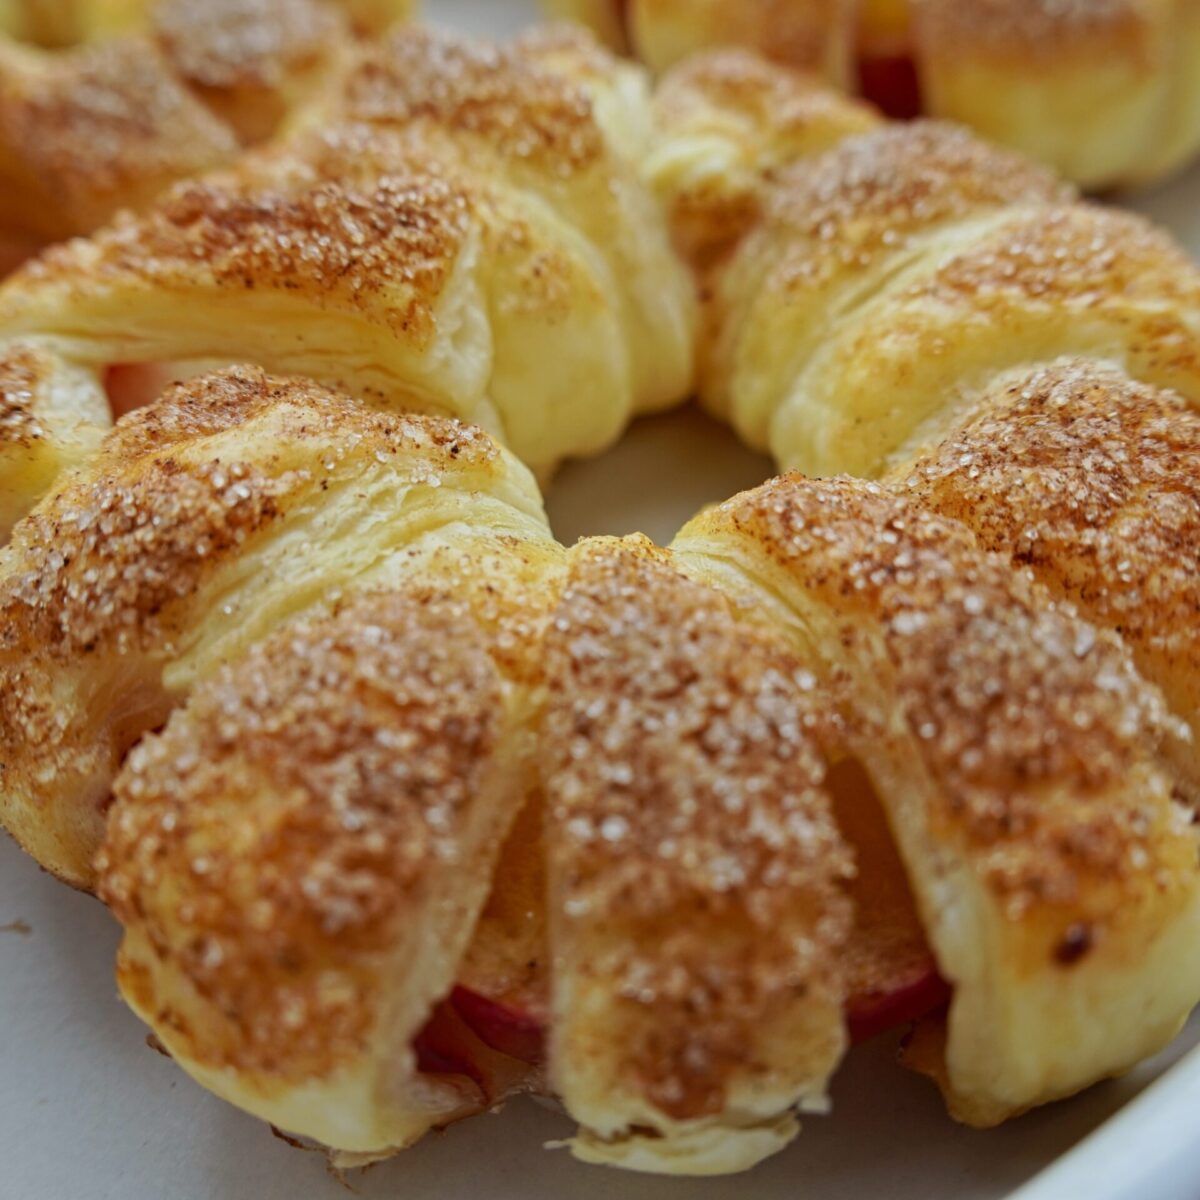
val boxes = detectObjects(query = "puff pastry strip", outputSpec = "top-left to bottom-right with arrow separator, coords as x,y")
649,50 -> 1200,792
0,0 -> 417,244
0,25 -> 695,538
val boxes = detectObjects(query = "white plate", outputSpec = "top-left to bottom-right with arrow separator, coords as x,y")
4,3 -> 1200,1197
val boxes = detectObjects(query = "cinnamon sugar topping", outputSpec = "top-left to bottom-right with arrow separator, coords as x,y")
902,360 -> 1200,680
719,477 -> 1177,906
154,0 -> 340,90
99,590 -> 501,1076
544,538 -> 850,1118
0,344 -> 46,445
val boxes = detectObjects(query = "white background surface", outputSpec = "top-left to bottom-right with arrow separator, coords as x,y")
5,2 -> 1200,1197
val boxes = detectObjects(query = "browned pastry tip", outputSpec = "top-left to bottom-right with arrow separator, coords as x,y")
896,358 -> 1200,802
0,0 -> 399,243
99,586 -> 528,1150
331,23 -> 611,171
544,535 -> 851,1172
676,473 -> 1200,1126
0,363 -> 550,888
151,0 -> 349,144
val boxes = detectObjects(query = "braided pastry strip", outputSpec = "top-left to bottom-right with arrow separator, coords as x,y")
650,48 -> 1200,807
0,24 -> 696,540
549,0 -> 1200,189
0,366 -> 557,886
0,0 -> 414,247
2,365 -> 1197,1174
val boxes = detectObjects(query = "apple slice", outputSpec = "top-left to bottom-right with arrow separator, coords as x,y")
413,763 -> 951,1086
451,796 -> 551,1064
857,53 -> 922,120
827,757 -> 951,1043
856,0 -> 922,119
410,797 -> 550,1088
449,986 -> 545,1067
412,996 -> 536,1117
104,360 -> 227,420
105,363 -> 182,419
412,999 -> 491,1095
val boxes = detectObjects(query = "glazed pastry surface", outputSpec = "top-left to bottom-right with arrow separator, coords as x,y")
1,17 -> 1200,1182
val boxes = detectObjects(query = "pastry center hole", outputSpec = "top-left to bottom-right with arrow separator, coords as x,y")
545,404 -> 772,546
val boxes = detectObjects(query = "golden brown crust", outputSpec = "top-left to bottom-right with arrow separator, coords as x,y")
654,47 -> 865,142
2,21 -> 1199,1173
912,0 -> 1153,62
2,458 -> 292,661
334,26 -> 607,175
757,122 -> 1072,290
304,22 -> 699,440
2,368 -> 376,662
152,0 -> 350,145
0,363 -> 518,663
902,203 -> 1199,320
704,476 -> 1176,910
98,589 -> 502,1079
544,537 -> 850,1140
154,0 -> 342,92
0,37 -> 238,237
0,364 -> 541,888
898,359 -> 1200,793
752,200 -> 1200,478
648,48 -> 880,266
899,361 -> 1200,661
697,119 -> 1081,459
677,473 -> 1200,1127
104,361 -> 503,474
33,166 -> 469,349
0,0 -> 385,240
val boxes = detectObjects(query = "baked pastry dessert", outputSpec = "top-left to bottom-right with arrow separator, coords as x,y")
0,366 -> 559,887
0,0 -> 414,248
650,49 -> 1200,804
0,23 -> 696,540
1,19 -> 1200,1184
906,0 -> 1200,190
548,0 -> 1200,189
0,361 -> 1193,1173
